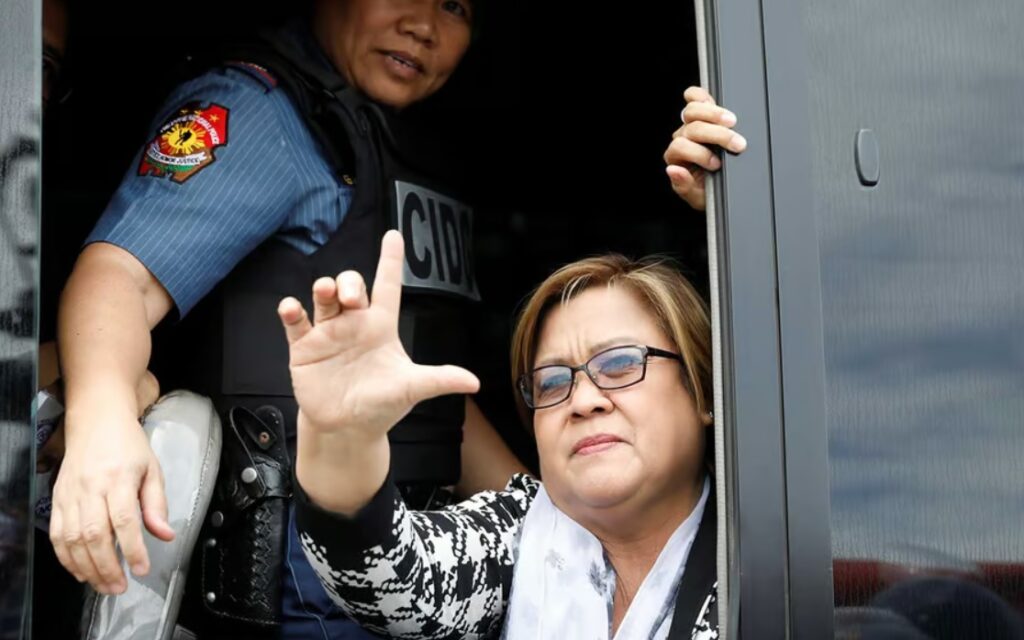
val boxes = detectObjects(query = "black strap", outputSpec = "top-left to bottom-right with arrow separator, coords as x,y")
667,486 -> 719,638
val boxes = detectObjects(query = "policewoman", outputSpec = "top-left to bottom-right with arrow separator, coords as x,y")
50,1 -> 528,638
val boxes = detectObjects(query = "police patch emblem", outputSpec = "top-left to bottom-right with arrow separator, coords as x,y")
138,102 -> 229,183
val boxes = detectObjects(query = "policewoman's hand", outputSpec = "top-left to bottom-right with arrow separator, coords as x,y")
280,231 -> 479,514
664,86 -> 748,211
49,402 -> 174,595
37,371 -> 160,475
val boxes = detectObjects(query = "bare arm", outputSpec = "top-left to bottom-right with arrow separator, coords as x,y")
50,242 -> 175,595
58,242 -> 172,397
36,363 -> 160,474
456,397 -> 530,497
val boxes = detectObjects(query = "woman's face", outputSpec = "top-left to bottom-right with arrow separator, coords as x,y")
532,285 -> 708,528
314,0 -> 473,109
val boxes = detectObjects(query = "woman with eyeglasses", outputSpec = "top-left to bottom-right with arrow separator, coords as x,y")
281,230 -> 717,639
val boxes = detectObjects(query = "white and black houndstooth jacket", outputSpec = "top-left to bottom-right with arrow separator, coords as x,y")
295,474 -> 720,639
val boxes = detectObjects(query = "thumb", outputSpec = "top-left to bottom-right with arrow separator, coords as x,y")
140,459 -> 176,542
404,364 -> 480,406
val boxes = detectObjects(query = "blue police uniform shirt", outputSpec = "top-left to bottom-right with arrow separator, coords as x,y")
87,58 -> 353,318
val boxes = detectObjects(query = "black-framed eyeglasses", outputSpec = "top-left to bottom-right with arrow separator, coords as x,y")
518,345 -> 684,410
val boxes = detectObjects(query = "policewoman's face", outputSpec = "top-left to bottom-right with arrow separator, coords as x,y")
315,0 -> 473,109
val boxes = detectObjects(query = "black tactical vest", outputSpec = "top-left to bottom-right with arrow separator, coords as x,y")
155,30 -> 478,488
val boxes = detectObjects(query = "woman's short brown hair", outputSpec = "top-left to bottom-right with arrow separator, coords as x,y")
510,254 -> 712,424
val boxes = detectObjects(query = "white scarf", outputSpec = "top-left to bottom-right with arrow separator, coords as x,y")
504,477 -> 709,640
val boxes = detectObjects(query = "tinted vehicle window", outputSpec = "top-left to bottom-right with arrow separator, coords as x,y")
0,0 -> 40,636
801,1 -> 1024,636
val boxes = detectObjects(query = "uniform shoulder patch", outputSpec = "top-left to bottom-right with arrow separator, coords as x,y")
138,102 -> 230,184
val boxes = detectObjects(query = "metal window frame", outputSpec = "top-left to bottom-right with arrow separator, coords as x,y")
699,0 -> 790,636
700,0 -> 838,636
759,0 -> 837,637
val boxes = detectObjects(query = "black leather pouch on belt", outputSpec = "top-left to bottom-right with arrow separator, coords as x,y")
199,405 -> 290,627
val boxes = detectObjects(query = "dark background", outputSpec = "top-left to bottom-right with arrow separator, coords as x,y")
41,0 -> 704,469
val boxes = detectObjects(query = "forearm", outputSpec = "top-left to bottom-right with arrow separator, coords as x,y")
295,412 -> 391,516
39,340 -> 159,414
57,245 -> 169,440
295,470 -> 538,639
